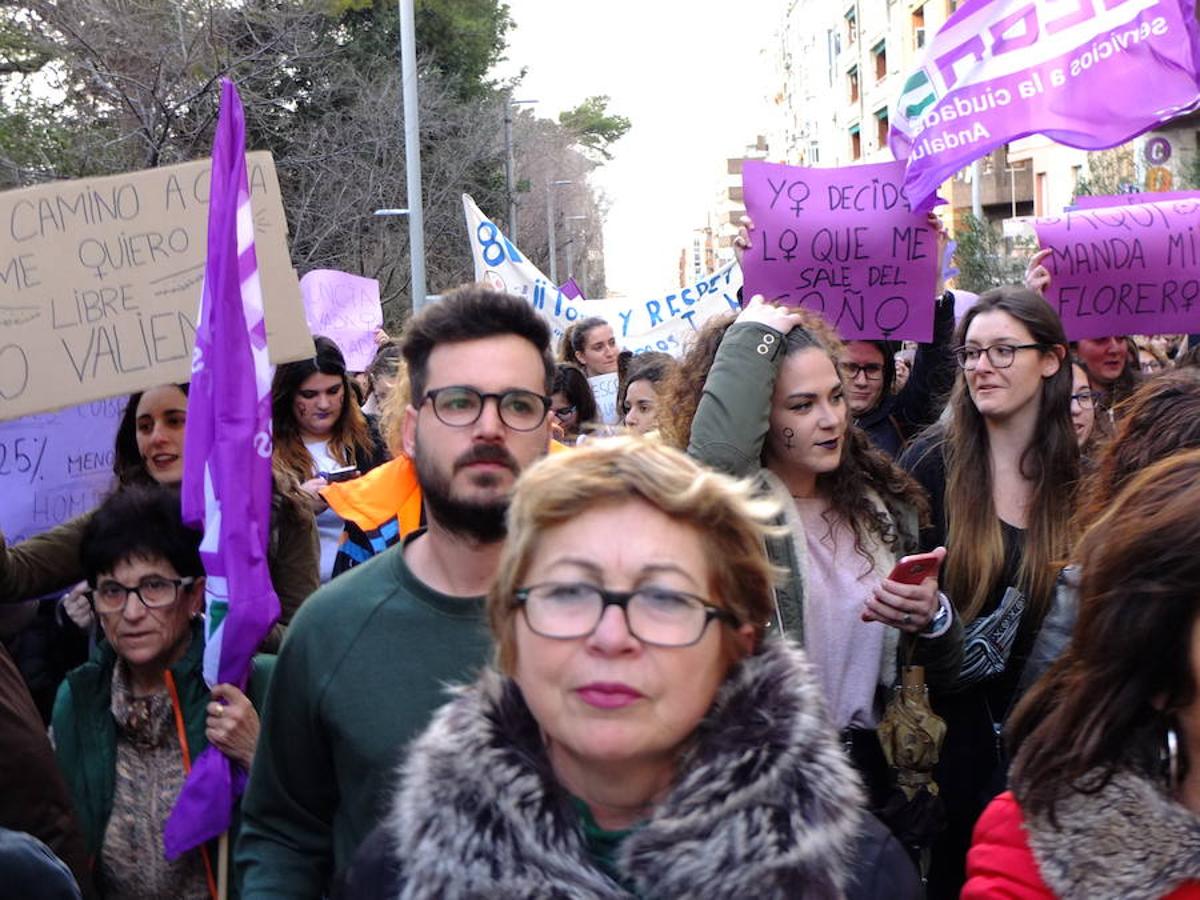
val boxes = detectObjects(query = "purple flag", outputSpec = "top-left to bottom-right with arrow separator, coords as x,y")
559,277 -> 585,300
890,0 -> 1200,210
165,79 -> 280,858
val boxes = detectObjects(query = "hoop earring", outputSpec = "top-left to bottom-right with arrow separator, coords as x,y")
1163,721 -> 1181,790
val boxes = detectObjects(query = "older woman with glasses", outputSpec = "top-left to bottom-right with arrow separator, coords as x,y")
339,437 -> 919,899
51,484 -> 272,899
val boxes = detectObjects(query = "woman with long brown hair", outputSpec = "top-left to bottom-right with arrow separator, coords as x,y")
658,298 -> 961,813
965,449 -> 1200,899
900,286 -> 1079,898
271,336 -> 385,582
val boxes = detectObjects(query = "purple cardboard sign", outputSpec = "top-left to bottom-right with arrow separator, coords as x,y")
741,160 -> 938,341
299,269 -> 383,370
1073,190 -> 1200,210
1034,198 -> 1200,339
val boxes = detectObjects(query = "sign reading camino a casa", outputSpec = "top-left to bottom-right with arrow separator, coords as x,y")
0,152 -> 313,421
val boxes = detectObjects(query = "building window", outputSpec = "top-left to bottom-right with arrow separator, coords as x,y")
845,7 -> 857,46
848,66 -> 860,103
809,140 -> 821,164
875,108 -> 889,149
873,40 -> 887,81
850,125 -> 862,160
912,5 -> 926,49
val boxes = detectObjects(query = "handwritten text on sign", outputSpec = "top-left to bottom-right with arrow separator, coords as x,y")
741,159 -> 938,341
299,270 -> 383,371
1033,199 -> 1200,340
0,153 -> 313,422
0,397 -> 124,547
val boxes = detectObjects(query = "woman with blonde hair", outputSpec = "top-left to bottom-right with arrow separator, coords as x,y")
341,437 -> 919,898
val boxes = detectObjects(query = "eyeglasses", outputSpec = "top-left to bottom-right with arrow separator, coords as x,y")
1070,390 -> 1101,410
423,387 -> 551,432
838,362 -> 884,381
1141,360 -> 1164,373
87,576 -> 196,615
954,343 -> 1045,370
513,582 -> 740,648
552,404 -> 577,420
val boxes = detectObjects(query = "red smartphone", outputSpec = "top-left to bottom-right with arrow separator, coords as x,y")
887,552 -> 942,585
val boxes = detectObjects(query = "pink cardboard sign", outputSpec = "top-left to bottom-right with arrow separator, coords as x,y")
1033,198 -> 1200,340
299,269 -> 383,370
741,159 -> 938,341
1072,191 -> 1200,210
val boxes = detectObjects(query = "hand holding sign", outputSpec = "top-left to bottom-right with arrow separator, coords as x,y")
741,160 -> 939,341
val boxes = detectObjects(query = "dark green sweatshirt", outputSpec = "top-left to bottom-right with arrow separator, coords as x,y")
235,533 -> 492,897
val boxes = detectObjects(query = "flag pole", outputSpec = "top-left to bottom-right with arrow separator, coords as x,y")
218,832 -> 229,900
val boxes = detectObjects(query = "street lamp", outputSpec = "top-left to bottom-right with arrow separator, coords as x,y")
546,179 -> 572,284
397,0 -> 427,311
503,96 -> 538,239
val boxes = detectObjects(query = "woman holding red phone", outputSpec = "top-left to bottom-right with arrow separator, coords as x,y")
659,298 -> 961,815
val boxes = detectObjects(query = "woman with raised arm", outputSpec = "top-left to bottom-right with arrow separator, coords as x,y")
656,299 -> 961,813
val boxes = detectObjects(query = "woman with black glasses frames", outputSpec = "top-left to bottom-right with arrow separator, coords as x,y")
549,363 -> 598,445
900,286 -> 1080,898
51,484 -> 273,899
340,438 -> 920,899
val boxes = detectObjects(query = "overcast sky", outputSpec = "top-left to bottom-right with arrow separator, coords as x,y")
491,2 -> 777,296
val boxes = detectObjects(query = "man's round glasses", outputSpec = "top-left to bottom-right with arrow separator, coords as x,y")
513,582 -> 740,648
1070,390 -> 1100,410
87,576 -> 196,616
423,387 -> 551,432
838,362 -> 884,381
954,343 -> 1045,370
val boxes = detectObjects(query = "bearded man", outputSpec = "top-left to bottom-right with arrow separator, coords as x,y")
238,286 -> 555,897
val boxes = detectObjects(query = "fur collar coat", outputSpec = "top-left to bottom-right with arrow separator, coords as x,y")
382,639 -> 865,899
1025,771 -> 1200,899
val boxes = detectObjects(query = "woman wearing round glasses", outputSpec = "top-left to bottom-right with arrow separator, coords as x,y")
51,484 -> 272,898
339,437 -> 918,898
900,286 -> 1079,897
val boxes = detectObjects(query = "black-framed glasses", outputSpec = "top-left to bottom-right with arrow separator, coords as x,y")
87,576 -> 196,616
552,404 -> 577,420
423,386 -> 551,432
513,582 -> 740,648
1070,390 -> 1101,410
838,362 -> 884,381
954,343 -> 1046,370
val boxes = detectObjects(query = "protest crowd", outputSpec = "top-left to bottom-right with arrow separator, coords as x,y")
8,3 -> 1200,899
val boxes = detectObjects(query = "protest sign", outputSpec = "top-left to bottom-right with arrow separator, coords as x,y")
1033,197 -> 1200,339
299,270 -> 383,370
1073,190 -> 1200,209
741,159 -> 938,342
463,195 -> 742,357
0,152 -> 313,422
890,0 -> 1200,210
588,372 -> 620,424
0,398 -> 123,547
